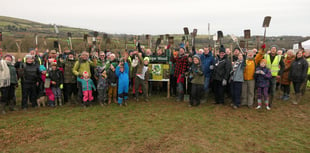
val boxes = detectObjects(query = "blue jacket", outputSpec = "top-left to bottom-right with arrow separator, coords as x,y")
116,62 -> 129,86
200,51 -> 214,78
254,66 -> 272,88
231,58 -> 246,82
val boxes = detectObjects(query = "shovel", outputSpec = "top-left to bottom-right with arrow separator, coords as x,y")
262,16 -> 271,44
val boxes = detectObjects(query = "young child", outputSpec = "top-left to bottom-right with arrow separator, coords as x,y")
134,53 -> 150,102
37,65 -> 47,107
107,63 -> 118,104
77,71 -> 96,107
97,70 -> 108,106
49,61 -> 64,106
255,59 -> 272,110
116,61 -> 129,106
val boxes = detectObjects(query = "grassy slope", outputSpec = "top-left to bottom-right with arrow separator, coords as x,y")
0,16 -> 91,35
0,92 -> 309,153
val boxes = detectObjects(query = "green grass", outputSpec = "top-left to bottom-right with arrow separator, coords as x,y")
1,91 -> 310,153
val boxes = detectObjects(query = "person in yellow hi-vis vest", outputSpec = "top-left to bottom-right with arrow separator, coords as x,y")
301,50 -> 310,95
255,45 -> 285,107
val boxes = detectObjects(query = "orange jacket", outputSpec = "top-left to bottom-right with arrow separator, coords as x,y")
243,59 -> 255,80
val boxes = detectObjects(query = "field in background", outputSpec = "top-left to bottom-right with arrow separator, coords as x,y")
0,89 -> 309,153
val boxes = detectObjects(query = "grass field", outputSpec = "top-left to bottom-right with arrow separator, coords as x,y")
0,91 -> 310,153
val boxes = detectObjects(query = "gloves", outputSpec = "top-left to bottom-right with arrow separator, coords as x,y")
261,44 -> 266,49
222,79 -> 227,86
60,84 -> 63,89
260,70 -> 265,75
209,65 -> 214,70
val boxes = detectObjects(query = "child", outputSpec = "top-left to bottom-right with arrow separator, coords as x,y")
37,65 -> 47,107
116,60 -> 129,106
107,63 -> 118,104
189,55 -> 204,106
49,61 -> 64,106
230,53 -> 246,109
77,71 -> 96,107
255,59 -> 272,110
134,53 -> 149,102
97,70 -> 108,106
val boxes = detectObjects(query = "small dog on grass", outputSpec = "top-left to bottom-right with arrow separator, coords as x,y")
37,96 -> 46,107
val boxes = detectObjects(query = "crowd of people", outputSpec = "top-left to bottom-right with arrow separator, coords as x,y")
0,42 -> 309,114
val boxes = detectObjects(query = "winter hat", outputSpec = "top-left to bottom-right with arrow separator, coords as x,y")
234,47 -> 240,51
219,45 -> 225,53
83,71 -> 89,77
144,57 -> 150,62
25,54 -> 34,59
69,50 -> 75,55
39,65 -> 46,72
4,54 -> 13,60
192,55 -> 201,63
51,60 -> 57,66
110,53 -> 115,57
270,45 -> 279,50
260,59 -> 267,64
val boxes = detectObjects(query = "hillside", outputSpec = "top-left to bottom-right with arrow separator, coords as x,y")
0,16 -> 92,38
0,16 -> 309,53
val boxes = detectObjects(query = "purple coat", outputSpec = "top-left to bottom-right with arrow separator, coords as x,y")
254,66 -> 272,88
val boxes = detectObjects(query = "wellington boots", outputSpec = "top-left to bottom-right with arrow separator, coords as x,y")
293,93 -> 302,105
113,97 -> 117,104
0,103 -> 6,115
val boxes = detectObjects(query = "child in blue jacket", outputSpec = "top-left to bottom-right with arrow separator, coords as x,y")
116,61 -> 129,106
254,59 -> 272,110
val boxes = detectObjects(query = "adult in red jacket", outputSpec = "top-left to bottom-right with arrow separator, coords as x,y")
171,47 -> 188,102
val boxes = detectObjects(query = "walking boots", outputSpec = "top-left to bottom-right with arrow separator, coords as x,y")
0,103 -> 6,115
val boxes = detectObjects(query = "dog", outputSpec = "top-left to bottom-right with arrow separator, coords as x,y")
37,96 -> 46,107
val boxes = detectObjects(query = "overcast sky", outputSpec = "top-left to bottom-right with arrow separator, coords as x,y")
1,0 -> 309,36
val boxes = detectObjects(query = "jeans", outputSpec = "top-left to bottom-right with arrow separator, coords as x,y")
204,77 -> 210,92
232,82 -> 242,107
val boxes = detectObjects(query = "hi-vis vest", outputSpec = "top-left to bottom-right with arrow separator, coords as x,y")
23,56 -> 42,65
306,58 -> 310,75
264,54 -> 281,76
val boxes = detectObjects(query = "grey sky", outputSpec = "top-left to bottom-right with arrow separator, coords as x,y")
1,0 -> 309,36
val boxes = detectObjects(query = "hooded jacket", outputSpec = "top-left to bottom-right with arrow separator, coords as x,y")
190,56 -> 204,85
289,57 -> 308,83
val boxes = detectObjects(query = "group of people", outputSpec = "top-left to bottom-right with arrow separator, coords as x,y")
0,42 -> 309,114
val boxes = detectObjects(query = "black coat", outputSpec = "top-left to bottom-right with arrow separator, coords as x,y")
289,57 -> 308,83
211,55 -> 232,81
49,69 -> 64,87
21,63 -> 40,85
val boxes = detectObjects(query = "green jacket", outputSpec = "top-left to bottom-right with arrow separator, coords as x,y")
72,59 -> 93,77
64,59 -> 77,83
190,64 -> 204,85
77,77 -> 96,91
8,63 -> 18,84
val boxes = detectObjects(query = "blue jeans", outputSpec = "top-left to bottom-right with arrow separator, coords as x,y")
204,77 -> 210,92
